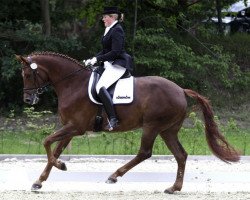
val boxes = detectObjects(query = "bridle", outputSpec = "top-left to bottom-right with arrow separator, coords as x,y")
22,56 -> 92,98
23,70 -> 48,96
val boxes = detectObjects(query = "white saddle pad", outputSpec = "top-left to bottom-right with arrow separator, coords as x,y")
88,73 -> 134,105
113,76 -> 133,104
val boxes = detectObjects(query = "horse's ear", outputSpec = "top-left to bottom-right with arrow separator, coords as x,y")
15,54 -> 28,64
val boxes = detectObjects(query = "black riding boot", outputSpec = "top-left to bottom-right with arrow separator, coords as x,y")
98,87 -> 118,131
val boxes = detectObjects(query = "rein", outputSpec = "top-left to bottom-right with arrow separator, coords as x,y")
23,57 -> 92,95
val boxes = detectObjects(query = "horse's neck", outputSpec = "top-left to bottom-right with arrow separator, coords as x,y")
43,60 -> 76,80
38,56 -> 89,97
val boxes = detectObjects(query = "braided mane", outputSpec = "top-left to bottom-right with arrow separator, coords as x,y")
29,51 -> 85,68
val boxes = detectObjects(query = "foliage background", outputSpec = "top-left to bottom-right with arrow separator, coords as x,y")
0,0 -> 249,113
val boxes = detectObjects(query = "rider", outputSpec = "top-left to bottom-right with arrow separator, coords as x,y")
85,6 -> 133,131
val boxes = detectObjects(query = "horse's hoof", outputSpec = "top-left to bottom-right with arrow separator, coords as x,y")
31,183 -> 42,191
164,188 -> 174,194
60,162 -> 67,171
105,177 -> 117,184
164,186 -> 181,194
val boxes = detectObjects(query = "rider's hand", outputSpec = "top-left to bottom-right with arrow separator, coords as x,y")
84,57 -> 97,66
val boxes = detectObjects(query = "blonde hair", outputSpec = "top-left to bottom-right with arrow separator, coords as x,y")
109,13 -> 124,22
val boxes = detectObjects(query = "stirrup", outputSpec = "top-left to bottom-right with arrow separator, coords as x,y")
106,118 -> 118,131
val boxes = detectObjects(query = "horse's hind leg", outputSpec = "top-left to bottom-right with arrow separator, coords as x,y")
160,126 -> 188,194
106,127 -> 158,183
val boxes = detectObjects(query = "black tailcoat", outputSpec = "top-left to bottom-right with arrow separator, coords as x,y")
96,23 -> 133,72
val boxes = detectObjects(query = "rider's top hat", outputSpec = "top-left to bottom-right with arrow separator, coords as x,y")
102,6 -> 121,15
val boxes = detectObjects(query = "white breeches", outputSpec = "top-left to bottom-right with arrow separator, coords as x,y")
96,61 -> 126,94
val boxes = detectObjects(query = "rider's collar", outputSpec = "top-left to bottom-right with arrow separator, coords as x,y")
104,20 -> 118,36
108,20 -> 118,28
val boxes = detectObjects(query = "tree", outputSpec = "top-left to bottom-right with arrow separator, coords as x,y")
0,0 -> 249,111
40,0 -> 51,36
216,0 -> 223,34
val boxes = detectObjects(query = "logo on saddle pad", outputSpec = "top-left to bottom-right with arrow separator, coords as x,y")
88,72 -> 134,105
116,95 -> 131,99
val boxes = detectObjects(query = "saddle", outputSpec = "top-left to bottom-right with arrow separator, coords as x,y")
88,68 -> 134,105
88,67 -> 134,132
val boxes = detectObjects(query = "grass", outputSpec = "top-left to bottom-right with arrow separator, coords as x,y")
0,109 -> 249,156
0,126 -> 249,156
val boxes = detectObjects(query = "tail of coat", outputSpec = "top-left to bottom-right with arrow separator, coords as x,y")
184,89 -> 240,162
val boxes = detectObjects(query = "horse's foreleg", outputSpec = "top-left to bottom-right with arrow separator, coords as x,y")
32,124 -> 78,190
160,128 -> 187,194
106,127 -> 158,183
32,137 -> 72,190
52,137 -> 73,170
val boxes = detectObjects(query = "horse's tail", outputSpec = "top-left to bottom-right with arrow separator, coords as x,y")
184,89 -> 240,163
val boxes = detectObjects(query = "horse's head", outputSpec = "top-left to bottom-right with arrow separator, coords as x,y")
16,55 -> 49,105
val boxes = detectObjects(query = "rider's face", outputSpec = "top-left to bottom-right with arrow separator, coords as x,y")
102,15 -> 115,27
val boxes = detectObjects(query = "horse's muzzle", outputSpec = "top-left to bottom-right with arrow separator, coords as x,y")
24,93 -> 40,105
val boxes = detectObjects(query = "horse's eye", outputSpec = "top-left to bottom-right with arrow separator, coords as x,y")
25,74 -> 31,80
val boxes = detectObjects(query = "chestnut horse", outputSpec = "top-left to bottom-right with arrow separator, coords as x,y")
16,52 -> 240,194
